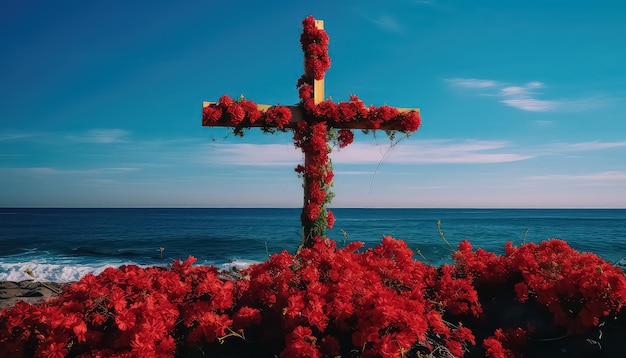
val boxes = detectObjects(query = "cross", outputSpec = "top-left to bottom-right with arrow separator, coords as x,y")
202,17 -> 421,248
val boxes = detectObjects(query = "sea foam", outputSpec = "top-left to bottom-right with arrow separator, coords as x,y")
0,262 -> 112,283
0,259 -> 259,283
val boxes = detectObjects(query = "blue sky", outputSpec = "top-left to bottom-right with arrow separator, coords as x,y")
1,0 -> 625,208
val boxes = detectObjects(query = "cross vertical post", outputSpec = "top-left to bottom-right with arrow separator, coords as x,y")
301,19 -> 326,244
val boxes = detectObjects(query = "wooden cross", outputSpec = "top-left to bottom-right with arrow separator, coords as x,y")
203,18 -> 420,247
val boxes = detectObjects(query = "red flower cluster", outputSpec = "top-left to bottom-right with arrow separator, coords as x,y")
0,237 -> 479,357
0,257 -> 261,357
454,239 -> 626,334
299,15 -> 330,82
2,237 -> 625,357
241,236 -> 478,357
298,85 -> 421,132
482,328 -> 527,358
293,120 -> 334,232
202,95 -> 292,131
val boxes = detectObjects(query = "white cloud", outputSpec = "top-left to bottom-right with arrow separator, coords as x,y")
68,129 -> 130,143
446,78 -> 607,112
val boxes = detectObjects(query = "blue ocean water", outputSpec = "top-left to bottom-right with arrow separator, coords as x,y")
1,208 -> 625,282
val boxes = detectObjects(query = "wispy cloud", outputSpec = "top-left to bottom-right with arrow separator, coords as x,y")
334,141 -> 533,164
207,140 -> 533,166
6,167 -> 140,176
445,78 -> 498,88
446,78 -> 607,112
370,15 -> 404,34
534,120 -> 554,126
501,98 -> 557,112
205,138 -> 626,168
0,132 -> 41,141
555,141 -> 626,151
498,81 -> 558,111
524,171 -> 626,183
335,170 -> 376,176
208,143 -> 301,166
67,129 -> 130,143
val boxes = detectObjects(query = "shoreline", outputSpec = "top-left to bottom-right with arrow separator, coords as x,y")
0,280 -> 67,310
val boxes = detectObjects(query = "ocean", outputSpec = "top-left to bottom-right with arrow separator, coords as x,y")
1,208 -> 625,283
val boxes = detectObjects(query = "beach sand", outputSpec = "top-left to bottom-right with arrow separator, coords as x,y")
0,281 -> 66,310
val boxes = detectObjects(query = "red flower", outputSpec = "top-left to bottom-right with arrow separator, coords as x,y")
187,312 -> 232,343
300,16 -> 330,81
483,336 -> 510,358
314,101 -> 340,122
367,105 -> 400,129
324,170 -> 334,185
39,341 -> 68,358
303,295 -> 328,330
115,308 -> 136,331
226,103 -> 245,125
283,325 -> 319,357
240,99 -> 262,124
73,319 -> 88,343
326,210 -> 335,229
514,282 -> 529,302
337,128 -> 354,148
400,111 -> 422,132
482,328 -> 526,358
283,293 -> 305,319
108,287 -> 127,312
305,203 -> 322,221
202,105 -> 222,126
232,306 -> 262,329
308,180 -> 326,205
298,84 -> 314,102
91,312 -> 106,326
130,330 -> 157,356
218,94 -> 234,107
337,101 -> 357,121
265,106 -> 293,129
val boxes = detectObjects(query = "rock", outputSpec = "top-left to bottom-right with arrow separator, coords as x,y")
0,280 -> 67,310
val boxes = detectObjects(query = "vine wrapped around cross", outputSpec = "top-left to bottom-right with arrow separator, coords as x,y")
203,16 -> 421,247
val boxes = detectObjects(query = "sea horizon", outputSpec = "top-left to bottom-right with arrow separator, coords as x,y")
2,206 -> 625,209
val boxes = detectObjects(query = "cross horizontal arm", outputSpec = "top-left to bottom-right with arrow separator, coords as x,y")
202,101 -> 420,131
